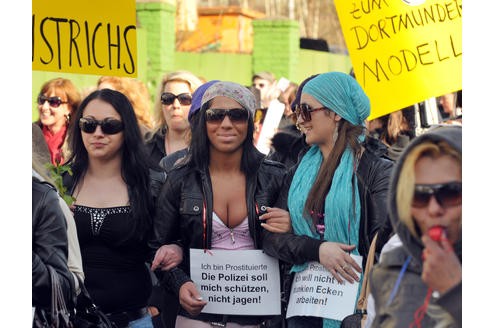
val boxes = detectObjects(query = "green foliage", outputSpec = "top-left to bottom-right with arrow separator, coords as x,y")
45,163 -> 76,206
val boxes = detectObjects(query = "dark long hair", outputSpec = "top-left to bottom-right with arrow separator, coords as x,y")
188,100 -> 263,176
304,117 -> 364,222
66,88 -> 154,240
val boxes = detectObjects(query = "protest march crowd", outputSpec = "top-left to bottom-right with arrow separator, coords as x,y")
32,67 -> 462,328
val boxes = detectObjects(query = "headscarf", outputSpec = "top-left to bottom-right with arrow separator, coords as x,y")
302,71 -> 370,126
201,81 -> 256,118
291,74 -> 319,112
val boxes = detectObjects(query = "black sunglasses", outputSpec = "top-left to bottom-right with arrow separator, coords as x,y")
412,182 -> 462,208
79,117 -> 124,135
160,92 -> 192,106
37,95 -> 67,108
205,108 -> 249,123
292,103 -> 327,123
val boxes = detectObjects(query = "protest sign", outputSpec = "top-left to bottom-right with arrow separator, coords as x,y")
32,0 -> 137,77
335,0 -> 462,119
190,249 -> 281,316
286,255 -> 362,321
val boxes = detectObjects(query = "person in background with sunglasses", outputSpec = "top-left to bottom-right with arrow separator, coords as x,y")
261,72 -> 394,328
150,81 -> 292,328
144,70 -> 203,167
367,125 -> 461,328
62,89 -> 165,328
35,77 -> 81,166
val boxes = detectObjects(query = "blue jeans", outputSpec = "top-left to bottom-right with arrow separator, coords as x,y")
287,316 -> 322,328
129,313 -> 153,328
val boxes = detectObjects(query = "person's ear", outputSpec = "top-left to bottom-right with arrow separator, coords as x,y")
334,113 -> 342,122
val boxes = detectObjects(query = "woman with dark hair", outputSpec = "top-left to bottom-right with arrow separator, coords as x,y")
150,81 -> 291,327
262,72 -> 394,328
63,88 -> 162,328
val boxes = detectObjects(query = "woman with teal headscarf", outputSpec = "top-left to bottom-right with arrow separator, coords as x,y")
263,71 -> 394,328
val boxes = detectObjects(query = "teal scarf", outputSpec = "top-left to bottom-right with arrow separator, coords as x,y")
288,145 -> 361,328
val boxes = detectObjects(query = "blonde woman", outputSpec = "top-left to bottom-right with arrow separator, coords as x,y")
369,126 -> 461,327
144,70 -> 203,166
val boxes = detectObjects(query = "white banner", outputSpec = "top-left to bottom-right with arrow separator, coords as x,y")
190,249 -> 281,315
286,255 -> 362,321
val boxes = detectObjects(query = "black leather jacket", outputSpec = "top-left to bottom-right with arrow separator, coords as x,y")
263,137 -> 394,267
144,127 -> 167,168
150,155 -> 286,325
32,176 -> 74,310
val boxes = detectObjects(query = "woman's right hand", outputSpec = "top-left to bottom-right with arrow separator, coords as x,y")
179,281 -> 208,316
319,242 -> 362,284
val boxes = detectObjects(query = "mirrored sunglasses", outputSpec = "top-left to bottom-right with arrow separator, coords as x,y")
412,182 -> 462,208
37,95 -> 67,108
79,117 -> 124,135
205,108 -> 249,123
160,92 -> 192,106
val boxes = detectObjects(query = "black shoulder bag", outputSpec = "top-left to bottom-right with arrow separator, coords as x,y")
71,276 -> 116,328
33,265 -> 73,328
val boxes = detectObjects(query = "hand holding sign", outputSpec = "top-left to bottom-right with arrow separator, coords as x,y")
318,242 -> 362,284
179,281 -> 208,316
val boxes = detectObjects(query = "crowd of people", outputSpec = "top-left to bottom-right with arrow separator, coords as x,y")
33,68 -> 462,328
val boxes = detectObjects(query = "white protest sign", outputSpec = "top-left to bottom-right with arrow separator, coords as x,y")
256,100 -> 285,155
190,249 -> 281,315
286,254 -> 362,321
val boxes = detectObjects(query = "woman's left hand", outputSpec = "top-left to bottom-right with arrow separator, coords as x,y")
259,207 -> 292,233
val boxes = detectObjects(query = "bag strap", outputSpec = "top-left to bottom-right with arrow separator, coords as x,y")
355,233 -> 378,312
47,265 -> 73,327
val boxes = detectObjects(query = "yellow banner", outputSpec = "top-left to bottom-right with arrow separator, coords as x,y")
32,0 -> 137,77
335,0 -> 462,120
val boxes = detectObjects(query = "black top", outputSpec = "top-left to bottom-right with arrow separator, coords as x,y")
73,205 -> 152,313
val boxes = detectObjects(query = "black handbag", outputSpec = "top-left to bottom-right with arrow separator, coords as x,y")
72,277 -> 116,328
340,233 -> 378,328
33,265 -> 73,328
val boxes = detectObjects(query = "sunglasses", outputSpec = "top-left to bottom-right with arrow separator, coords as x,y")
37,95 -> 68,108
412,182 -> 462,208
292,103 -> 327,123
79,117 -> 124,135
160,92 -> 192,106
205,108 -> 249,123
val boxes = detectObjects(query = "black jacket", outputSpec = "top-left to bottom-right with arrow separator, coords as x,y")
150,155 -> 286,325
144,128 -> 167,168
32,176 -> 74,310
263,137 -> 394,267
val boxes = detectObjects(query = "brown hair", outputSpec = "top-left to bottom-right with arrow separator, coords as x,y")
39,77 -> 81,123
304,115 -> 364,222
97,76 -> 153,129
